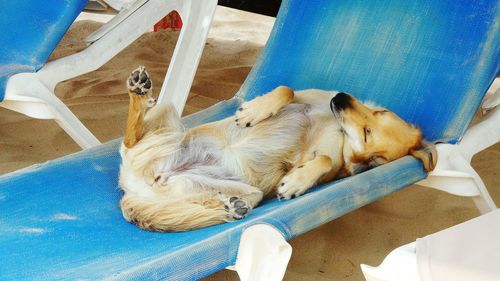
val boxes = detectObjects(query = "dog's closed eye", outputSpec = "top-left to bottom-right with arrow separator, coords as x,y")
363,127 -> 371,143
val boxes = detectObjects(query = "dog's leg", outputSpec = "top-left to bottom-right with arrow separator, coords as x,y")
122,178 -> 263,231
124,66 -> 184,147
235,86 -> 294,127
143,103 -> 184,134
155,175 -> 264,220
215,180 -> 264,220
277,118 -> 345,199
276,155 -> 334,199
124,66 -> 156,148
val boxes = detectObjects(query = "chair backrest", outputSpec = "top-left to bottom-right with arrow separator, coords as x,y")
0,0 -> 87,100
238,0 -> 500,143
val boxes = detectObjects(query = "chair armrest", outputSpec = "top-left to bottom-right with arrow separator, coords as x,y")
85,0 -> 148,44
459,100 -> 500,162
459,77 -> 500,161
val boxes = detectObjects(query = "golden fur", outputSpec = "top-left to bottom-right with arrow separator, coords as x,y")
119,67 -> 436,232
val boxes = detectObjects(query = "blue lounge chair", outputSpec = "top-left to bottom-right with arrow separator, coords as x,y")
1,0 -> 499,280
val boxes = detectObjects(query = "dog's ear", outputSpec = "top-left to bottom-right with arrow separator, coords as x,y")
410,141 -> 437,172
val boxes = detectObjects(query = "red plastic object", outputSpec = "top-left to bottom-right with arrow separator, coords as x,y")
154,11 -> 183,31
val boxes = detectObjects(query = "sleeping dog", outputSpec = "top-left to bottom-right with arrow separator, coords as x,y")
118,66 -> 436,232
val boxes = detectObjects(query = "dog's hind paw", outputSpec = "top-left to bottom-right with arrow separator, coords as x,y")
223,196 -> 251,220
127,66 -> 153,96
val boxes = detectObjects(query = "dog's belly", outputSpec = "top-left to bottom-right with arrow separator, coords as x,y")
219,104 -> 311,193
119,104 -> 315,197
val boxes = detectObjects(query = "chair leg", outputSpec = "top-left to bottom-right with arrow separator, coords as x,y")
47,97 -> 101,149
360,242 -> 420,281
449,151 -> 497,213
3,73 -> 100,149
156,0 -> 218,115
463,163 -> 497,214
231,224 -> 292,281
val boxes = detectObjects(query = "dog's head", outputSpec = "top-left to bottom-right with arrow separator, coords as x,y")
330,92 -> 436,175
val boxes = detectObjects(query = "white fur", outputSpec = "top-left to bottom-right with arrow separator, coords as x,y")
342,123 -> 364,153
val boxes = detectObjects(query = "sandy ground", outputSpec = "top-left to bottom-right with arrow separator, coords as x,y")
0,6 -> 498,281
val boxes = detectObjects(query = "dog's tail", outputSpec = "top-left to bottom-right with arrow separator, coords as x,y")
120,193 -> 229,232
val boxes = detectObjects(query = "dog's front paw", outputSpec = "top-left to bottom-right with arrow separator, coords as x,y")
235,86 -> 293,128
223,196 -> 251,220
277,165 -> 317,200
277,156 -> 332,200
235,97 -> 274,128
127,66 -> 153,96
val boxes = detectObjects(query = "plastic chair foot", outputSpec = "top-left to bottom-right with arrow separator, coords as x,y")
232,224 -> 292,281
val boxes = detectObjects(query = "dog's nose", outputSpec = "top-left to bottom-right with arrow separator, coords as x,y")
330,92 -> 352,112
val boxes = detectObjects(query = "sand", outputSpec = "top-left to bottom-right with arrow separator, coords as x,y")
0,6 -> 498,281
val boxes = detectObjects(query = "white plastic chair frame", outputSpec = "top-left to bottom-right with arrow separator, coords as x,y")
417,78 -> 499,214
1,0 -> 217,149
361,242 -> 420,281
362,79 -> 499,281
230,224 -> 293,281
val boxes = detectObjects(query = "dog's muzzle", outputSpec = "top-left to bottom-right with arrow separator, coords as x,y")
330,92 -> 352,112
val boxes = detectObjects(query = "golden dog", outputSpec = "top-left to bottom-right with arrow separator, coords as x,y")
118,66 -> 436,232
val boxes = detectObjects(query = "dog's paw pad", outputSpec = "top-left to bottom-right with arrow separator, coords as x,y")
224,196 -> 251,220
127,66 -> 152,95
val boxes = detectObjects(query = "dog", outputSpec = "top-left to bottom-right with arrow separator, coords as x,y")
118,66 -> 437,232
